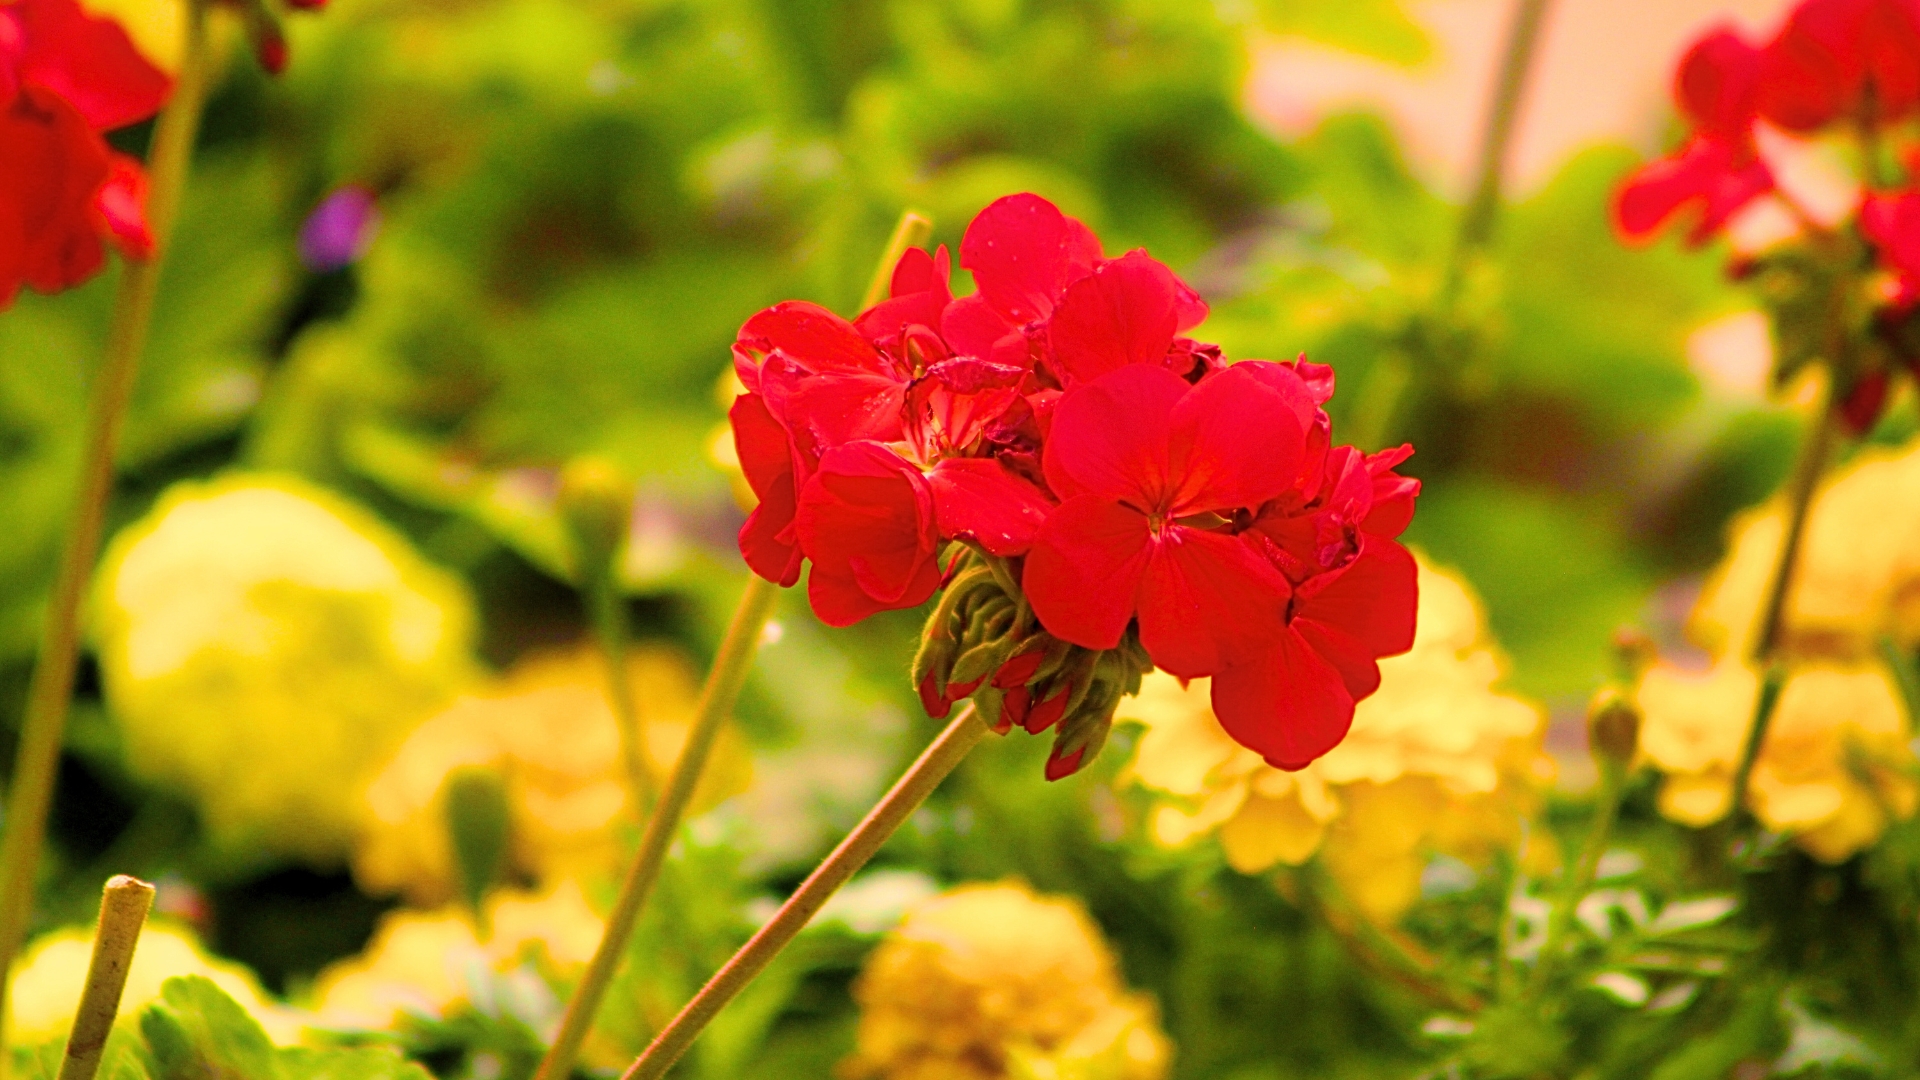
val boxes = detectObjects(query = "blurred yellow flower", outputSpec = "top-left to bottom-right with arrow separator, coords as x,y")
310,880 -> 603,1029
7,921 -> 301,1044
80,0 -> 184,72
1637,660 -> 1916,861
841,882 -> 1169,1080
1122,554 -> 1553,922
1691,438 -> 1920,662
93,475 -> 477,861
1636,436 -> 1920,860
355,645 -> 751,905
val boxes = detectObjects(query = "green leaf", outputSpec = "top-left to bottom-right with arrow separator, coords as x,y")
277,1046 -> 435,1080
139,976 -> 281,1080
1253,0 -> 1432,66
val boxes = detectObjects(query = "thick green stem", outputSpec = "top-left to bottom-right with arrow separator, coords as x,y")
1528,759 -> 1624,994
56,877 -> 155,1080
622,705 -> 990,1080
531,575 -> 776,1080
0,6 -> 212,1059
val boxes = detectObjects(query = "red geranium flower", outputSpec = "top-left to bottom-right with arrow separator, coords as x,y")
1758,0 -> 1920,132
1616,26 -> 1772,245
1022,362 -> 1314,676
794,441 -> 943,627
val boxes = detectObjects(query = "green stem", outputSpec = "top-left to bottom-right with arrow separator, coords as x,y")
621,705 -> 990,1080
0,6 -> 212,1060
1309,868 -> 1482,1012
1728,381 -> 1840,819
589,570 -> 659,813
56,876 -> 155,1080
531,575 -> 776,1080
1443,0 -> 1554,305
1527,759 -> 1624,994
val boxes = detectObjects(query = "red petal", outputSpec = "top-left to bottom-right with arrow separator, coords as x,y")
785,371 -> 907,452
1023,494 -> 1152,650
806,562 -> 937,628
960,193 -> 1102,326
939,292 -> 1017,360
1166,362 -> 1308,515
734,300 -> 887,381
1292,537 -> 1419,699
795,442 -> 939,606
739,491 -> 804,587
10,0 -> 172,131
1135,526 -> 1291,677
927,456 -> 1054,556
1046,251 -> 1202,386
1675,25 -> 1763,138
731,392 -> 794,503
1209,630 -> 1355,771
0,87 -> 110,306
93,152 -> 150,259
1361,443 -> 1420,538
1042,363 -> 1186,505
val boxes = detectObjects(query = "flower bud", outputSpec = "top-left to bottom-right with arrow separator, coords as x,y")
559,456 -> 635,582
1587,686 -> 1641,769
1610,627 -> 1657,682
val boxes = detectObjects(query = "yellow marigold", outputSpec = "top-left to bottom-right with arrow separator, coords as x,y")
841,882 -> 1169,1080
93,475 -> 477,861
1691,438 -> 1920,661
7,921 -> 301,1044
1122,554 -> 1553,922
1636,660 -> 1916,861
354,645 -> 751,905
310,880 -> 603,1029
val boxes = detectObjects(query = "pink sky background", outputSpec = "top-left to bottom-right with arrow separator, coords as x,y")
1247,0 -> 1798,198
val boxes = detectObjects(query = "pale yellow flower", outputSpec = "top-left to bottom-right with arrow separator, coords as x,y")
842,882 -> 1169,1080
7,922 -> 301,1044
1637,660 -> 1915,861
310,880 -> 603,1029
1691,438 -> 1920,661
93,475 -> 477,861
1122,554 -> 1553,922
355,645 -> 751,904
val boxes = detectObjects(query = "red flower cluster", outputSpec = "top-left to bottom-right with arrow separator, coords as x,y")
730,195 -> 1420,773
1615,0 -> 1920,246
0,0 -> 170,308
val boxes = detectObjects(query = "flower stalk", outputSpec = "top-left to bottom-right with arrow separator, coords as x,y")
0,2 -> 213,1055
621,704 -> 990,1080
531,210 -> 930,1080
55,876 -> 155,1080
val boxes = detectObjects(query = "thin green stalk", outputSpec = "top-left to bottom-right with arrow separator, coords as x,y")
56,877 -> 155,1080
1528,759 -> 1625,994
622,705 -> 990,1080
590,571 -> 658,812
531,575 -> 776,1080
1729,381 -> 1840,818
531,207 -> 931,1080
1443,0 -> 1554,303
0,6 -> 212,1060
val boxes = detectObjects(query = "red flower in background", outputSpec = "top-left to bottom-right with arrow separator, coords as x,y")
1615,26 -> 1773,245
1758,0 -> 1920,132
0,0 -> 170,308
729,192 -> 1421,771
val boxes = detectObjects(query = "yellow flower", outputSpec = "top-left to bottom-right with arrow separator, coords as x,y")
354,645 -> 751,905
1122,554 -> 1553,922
1691,438 -> 1920,661
79,0 -> 184,72
1637,660 -> 1915,861
310,880 -> 603,1029
7,922 -> 301,1044
841,882 -> 1169,1080
93,475 -> 477,861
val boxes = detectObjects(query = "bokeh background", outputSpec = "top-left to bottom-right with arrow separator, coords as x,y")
8,0 -> 1918,1077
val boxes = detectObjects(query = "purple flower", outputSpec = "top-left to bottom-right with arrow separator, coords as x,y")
299,184 -> 380,271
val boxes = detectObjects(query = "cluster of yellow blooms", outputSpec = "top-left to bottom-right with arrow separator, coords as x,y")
842,882 -> 1169,1080
354,645 -> 751,905
1121,554 -> 1553,922
310,881 -> 604,1029
93,475 -> 477,861
7,921 -> 299,1044
1634,438 -> 1920,860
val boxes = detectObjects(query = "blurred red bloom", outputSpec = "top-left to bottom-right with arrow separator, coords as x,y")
1615,27 -> 1772,245
0,0 -> 170,308
1757,0 -> 1920,132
